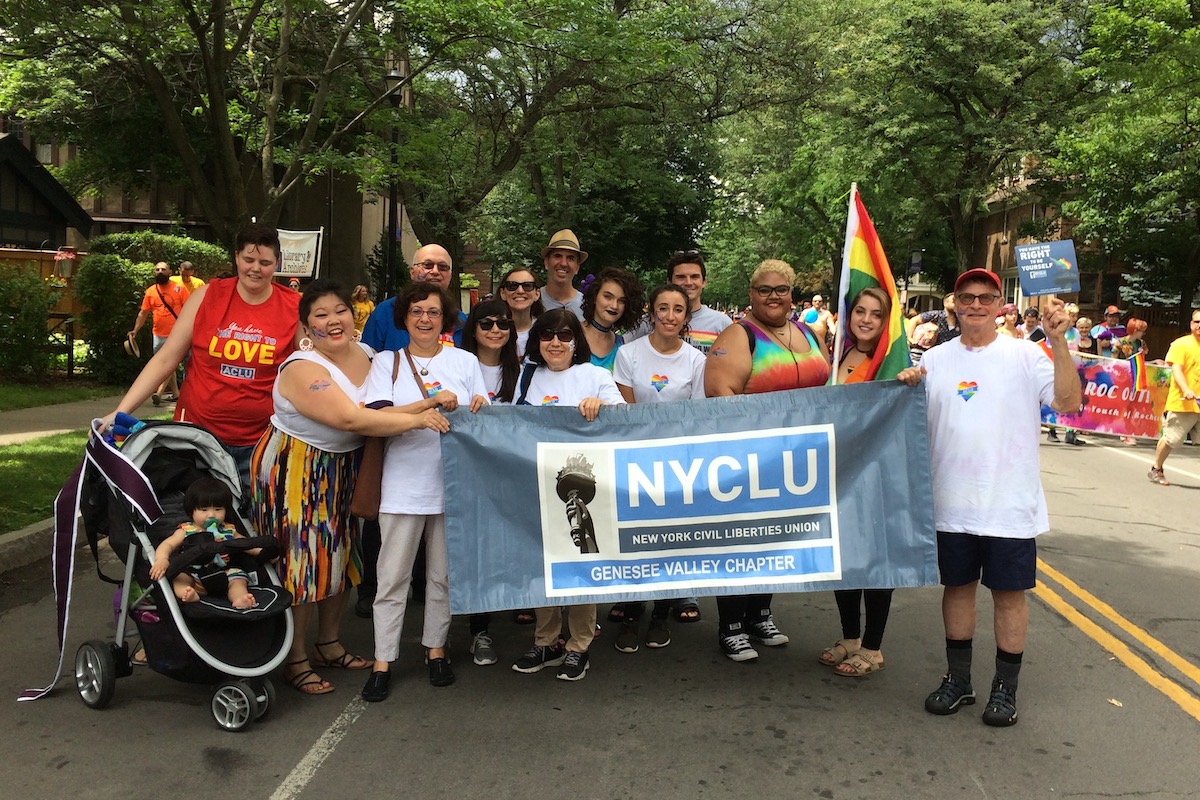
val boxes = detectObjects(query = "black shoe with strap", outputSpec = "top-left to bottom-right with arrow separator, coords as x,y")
982,677 -> 1019,727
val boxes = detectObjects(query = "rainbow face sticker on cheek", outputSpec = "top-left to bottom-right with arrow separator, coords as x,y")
957,381 -> 978,401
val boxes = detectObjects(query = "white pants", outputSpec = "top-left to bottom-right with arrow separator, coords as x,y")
373,513 -> 450,662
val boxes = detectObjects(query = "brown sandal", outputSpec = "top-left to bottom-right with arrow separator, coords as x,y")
834,650 -> 885,677
818,639 -> 859,666
284,658 -> 334,694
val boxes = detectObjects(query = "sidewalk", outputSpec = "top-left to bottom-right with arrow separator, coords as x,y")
0,394 -> 169,574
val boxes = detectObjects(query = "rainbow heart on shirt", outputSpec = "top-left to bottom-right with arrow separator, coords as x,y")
957,381 -> 978,401
424,381 -> 443,398
651,374 -> 669,392
541,395 -> 560,406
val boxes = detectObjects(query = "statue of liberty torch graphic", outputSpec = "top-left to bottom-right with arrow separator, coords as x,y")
556,454 -> 599,554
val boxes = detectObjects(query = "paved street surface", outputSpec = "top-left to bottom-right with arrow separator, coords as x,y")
2,436 -> 1198,799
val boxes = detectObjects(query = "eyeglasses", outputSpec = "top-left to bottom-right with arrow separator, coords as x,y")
672,249 -> 701,258
538,328 -> 575,343
501,280 -> 538,292
413,260 -> 452,273
751,285 -> 792,298
478,317 -> 512,331
408,307 -> 443,319
955,292 -> 1000,306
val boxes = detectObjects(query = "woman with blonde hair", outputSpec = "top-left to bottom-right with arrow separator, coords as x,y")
351,284 -> 375,333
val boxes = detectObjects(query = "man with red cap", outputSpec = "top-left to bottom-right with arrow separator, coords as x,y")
1090,305 -> 1126,358
898,268 -> 1081,728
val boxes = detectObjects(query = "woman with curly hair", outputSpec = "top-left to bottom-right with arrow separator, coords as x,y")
580,267 -> 645,372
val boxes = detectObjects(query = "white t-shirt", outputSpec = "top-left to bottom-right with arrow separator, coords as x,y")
515,328 -> 531,361
364,347 -> 488,515
541,290 -> 584,320
478,362 -> 509,404
613,336 -> 706,403
921,335 -> 1057,539
685,304 -> 733,354
519,362 -> 625,407
269,344 -> 373,453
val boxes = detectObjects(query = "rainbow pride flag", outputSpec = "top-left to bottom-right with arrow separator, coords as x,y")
832,184 -> 911,383
1130,351 -> 1149,391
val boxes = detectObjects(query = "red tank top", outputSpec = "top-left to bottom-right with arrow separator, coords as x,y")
176,277 -> 299,446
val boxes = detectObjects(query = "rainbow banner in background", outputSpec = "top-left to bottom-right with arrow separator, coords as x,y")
833,184 -> 910,383
1042,353 -> 1171,439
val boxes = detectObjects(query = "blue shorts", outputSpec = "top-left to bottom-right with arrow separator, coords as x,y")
937,532 -> 1037,591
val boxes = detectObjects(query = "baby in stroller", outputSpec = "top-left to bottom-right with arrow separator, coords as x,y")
150,477 -> 262,609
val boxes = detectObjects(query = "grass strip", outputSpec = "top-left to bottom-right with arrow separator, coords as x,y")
0,429 -> 89,534
0,382 -> 124,412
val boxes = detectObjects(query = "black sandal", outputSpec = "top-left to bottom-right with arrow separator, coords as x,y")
312,640 -> 372,670
284,658 -> 334,695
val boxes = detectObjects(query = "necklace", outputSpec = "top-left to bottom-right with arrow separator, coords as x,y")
410,345 -> 441,376
587,318 -> 614,334
759,316 -> 802,385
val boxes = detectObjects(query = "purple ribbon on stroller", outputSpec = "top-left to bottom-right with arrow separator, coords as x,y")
18,420 -> 162,701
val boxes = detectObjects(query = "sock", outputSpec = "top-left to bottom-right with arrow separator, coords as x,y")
995,647 -> 1023,689
946,637 -> 973,681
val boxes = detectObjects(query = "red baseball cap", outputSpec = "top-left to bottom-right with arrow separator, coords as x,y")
1104,305 -> 1121,316
953,268 -> 1002,293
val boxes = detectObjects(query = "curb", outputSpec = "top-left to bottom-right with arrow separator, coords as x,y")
0,517 -> 56,576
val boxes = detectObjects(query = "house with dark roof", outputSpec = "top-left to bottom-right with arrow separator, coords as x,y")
0,133 -> 92,249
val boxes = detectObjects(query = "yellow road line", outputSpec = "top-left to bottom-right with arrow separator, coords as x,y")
1033,580 -> 1200,723
1038,558 -> 1200,688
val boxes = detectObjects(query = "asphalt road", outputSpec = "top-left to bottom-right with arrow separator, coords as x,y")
2,437 -> 1198,800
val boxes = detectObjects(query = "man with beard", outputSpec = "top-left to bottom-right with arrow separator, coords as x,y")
128,261 -> 190,404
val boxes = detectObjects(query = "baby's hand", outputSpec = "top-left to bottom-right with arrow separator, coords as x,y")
149,559 -> 167,581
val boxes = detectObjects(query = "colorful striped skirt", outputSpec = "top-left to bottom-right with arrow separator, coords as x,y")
251,426 -> 362,605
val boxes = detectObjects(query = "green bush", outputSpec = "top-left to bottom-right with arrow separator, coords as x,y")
0,262 -> 61,379
74,253 -> 156,384
88,231 -> 230,280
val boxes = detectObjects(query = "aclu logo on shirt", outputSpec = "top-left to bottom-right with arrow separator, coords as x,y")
220,364 -> 256,380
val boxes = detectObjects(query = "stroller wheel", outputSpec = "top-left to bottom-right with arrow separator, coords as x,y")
252,678 -> 276,721
75,641 -> 117,709
211,681 -> 259,732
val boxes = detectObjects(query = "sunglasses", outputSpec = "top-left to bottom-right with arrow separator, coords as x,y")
478,317 -> 512,331
672,249 -> 701,258
538,328 -> 576,343
501,280 -> 538,292
955,292 -> 1000,307
751,285 -> 792,298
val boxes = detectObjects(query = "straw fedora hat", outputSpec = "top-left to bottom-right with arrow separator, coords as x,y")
123,333 -> 141,358
540,229 -> 588,264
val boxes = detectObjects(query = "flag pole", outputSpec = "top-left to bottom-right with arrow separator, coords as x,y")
831,183 -> 858,385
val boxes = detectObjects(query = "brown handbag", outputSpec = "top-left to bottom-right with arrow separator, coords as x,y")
349,351 -> 403,520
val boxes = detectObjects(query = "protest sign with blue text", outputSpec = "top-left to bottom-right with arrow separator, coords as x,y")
441,381 -> 937,613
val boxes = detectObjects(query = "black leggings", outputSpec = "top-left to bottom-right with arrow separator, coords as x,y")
834,588 -> 894,651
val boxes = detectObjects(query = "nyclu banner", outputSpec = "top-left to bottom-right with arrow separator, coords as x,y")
441,381 -> 937,613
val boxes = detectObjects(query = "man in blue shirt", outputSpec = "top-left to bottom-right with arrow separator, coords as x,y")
361,243 -> 468,350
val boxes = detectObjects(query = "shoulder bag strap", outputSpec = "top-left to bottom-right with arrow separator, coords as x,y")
515,363 -> 538,405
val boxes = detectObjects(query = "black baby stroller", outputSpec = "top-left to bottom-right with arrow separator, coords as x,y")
74,420 -> 294,731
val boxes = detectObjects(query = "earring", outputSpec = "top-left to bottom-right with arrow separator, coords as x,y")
353,329 -> 362,343
299,336 -> 314,352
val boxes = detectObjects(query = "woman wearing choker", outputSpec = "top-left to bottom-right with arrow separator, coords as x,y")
498,267 -> 544,359
704,259 -> 831,662
360,282 -> 489,702
581,267 -> 645,372
816,286 -> 895,676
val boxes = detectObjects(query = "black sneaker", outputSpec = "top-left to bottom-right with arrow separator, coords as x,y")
1046,429 -> 1060,442
645,617 -> 671,649
746,616 -> 789,646
511,643 -> 565,673
556,650 -> 589,681
719,631 -> 759,662
982,678 -> 1019,727
925,673 -> 976,715
614,619 -> 640,653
